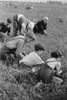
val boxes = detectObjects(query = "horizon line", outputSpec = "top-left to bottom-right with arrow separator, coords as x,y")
0,0 -> 66,3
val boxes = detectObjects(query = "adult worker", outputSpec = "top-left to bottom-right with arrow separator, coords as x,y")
13,14 -> 36,41
0,35 -> 27,61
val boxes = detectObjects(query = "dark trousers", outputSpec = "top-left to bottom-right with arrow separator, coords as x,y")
0,32 -> 6,42
37,63 -> 54,84
0,45 -> 16,61
13,15 -> 21,37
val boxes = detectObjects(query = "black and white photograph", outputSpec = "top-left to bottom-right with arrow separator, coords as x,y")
0,0 -> 67,100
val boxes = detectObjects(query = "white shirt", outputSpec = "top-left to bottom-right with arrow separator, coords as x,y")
19,52 -> 44,66
47,58 -> 62,74
27,21 -> 35,30
5,35 -> 25,49
18,14 -> 25,21
18,14 -> 30,30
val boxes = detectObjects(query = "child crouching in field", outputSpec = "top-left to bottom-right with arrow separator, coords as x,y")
19,43 -> 45,66
0,35 -> 27,62
31,50 -> 63,87
20,48 -> 63,85
33,17 -> 49,35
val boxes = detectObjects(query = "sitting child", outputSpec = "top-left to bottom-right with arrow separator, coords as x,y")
31,50 -> 63,86
19,43 -> 45,66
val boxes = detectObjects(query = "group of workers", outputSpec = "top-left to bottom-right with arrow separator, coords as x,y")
0,13 -> 63,87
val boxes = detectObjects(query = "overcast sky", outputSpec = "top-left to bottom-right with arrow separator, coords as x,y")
0,0 -> 67,3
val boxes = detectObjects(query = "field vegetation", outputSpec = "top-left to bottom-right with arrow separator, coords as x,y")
0,2 -> 67,100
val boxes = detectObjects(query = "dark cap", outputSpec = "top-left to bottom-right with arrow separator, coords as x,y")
35,43 -> 44,51
7,18 -> 12,23
51,50 -> 62,58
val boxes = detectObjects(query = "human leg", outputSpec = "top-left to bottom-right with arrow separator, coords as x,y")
13,16 -> 19,37
16,40 -> 25,59
0,45 -> 10,61
0,32 -> 6,43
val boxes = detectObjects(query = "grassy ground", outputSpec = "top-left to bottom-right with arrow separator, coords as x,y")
0,2 -> 67,100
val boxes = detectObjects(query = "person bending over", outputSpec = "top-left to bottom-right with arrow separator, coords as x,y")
33,17 -> 49,35
19,43 -> 45,66
13,14 -> 36,41
0,35 -> 27,61
31,50 -> 63,87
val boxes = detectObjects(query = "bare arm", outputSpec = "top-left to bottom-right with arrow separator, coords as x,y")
43,30 -> 48,36
26,30 -> 36,41
55,63 -> 62,75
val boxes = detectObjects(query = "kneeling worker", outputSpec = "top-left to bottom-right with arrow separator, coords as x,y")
20,49 -> 63,85
0,35 -> 26,60
19,43 -> 45,66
